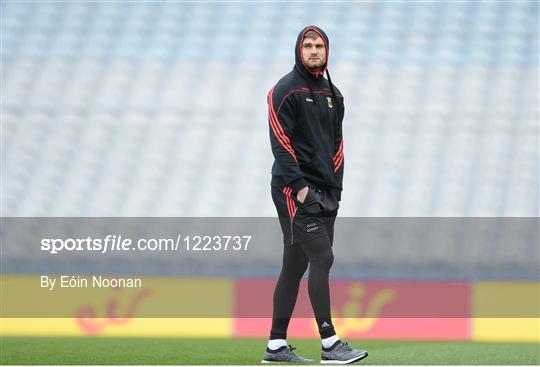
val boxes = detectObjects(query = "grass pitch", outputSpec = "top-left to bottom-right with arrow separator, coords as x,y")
1,336 -> 539,365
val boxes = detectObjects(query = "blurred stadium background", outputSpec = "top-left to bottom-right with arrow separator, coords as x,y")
1,0 -> 539,359
3,1 -> 538,217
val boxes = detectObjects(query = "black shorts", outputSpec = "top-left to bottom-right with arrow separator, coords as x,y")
271,185 -> 338,245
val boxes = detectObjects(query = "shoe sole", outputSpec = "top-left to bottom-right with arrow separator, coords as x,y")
261,360 -> 315,364
320,351 -> 368,365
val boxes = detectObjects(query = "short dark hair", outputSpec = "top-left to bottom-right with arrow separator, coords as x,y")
304,30 -> 321,40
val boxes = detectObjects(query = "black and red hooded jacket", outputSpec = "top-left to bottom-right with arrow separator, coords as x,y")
268,26 -> 344,201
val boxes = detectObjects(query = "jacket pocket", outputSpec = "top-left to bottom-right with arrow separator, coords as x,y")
297,142 -> 316,167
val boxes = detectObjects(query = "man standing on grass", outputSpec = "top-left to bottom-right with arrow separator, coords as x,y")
263,26 -> 368,364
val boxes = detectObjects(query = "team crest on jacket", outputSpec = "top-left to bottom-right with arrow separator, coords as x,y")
326,97 -> 333,108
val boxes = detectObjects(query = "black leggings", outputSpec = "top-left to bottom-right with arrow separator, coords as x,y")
270,234 -> 336,340
269,185 -> 338,340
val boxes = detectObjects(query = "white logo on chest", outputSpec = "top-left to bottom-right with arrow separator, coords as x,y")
306,97 -> 314,103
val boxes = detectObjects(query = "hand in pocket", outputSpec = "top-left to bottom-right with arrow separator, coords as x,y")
300,188 -> 323,214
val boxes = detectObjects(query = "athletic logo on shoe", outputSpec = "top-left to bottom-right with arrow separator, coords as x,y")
321,321 -> 330,328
